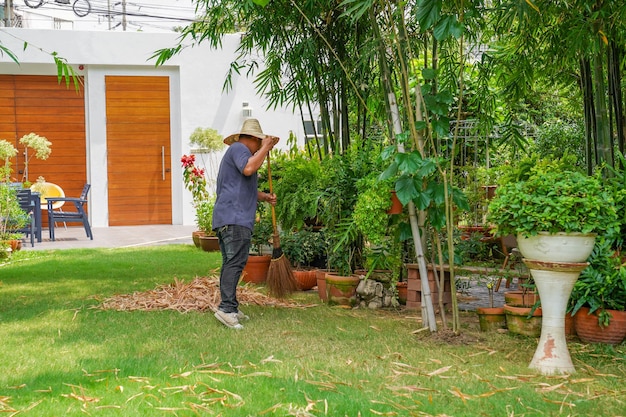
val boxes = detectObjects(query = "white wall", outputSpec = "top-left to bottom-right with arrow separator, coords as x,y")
0,28 -> 307,227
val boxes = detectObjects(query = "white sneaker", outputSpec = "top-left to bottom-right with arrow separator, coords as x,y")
237,310 -> 249,321
214,310 -> 243,329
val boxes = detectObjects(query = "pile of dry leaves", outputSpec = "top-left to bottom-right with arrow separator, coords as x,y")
98,276 -> 310,313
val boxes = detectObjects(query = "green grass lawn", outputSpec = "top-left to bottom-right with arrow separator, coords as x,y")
1,245 -> 625,416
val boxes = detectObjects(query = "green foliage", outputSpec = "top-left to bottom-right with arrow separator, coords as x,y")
195,198 -> 215,235
455,232 -> 493,264
0,139 -> 18,182
325,218 -> 362,276
603,151 -> 626,249
380,146 -> 469,230
569,238 -> 626,326
532,120 -> 585,169
273,153 -> 324,231
487,163 -> 619,237
189,127 -> 225,152
353,174 -> 393,245
0,184 -> 28,240
279,228 -> 326,269
251,204 -> 274,255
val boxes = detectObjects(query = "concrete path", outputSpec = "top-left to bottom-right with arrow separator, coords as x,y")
22,225 -> 197,251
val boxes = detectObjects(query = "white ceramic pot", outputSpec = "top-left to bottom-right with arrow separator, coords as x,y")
517,232 -> 596,263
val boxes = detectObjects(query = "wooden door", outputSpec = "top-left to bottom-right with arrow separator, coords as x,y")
0,75 -> 86,190
105,75 -> 172,226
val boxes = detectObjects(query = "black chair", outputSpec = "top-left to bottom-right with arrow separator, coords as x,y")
12,189 -> 36,247
47,184 -> 93,241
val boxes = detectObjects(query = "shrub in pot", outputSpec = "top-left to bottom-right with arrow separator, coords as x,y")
280,227 -> 325,269
568,237 -> 626,344
487,163 -> 619,261
195,198 -> 219,251
272,153 -> 324,231
195,198 -> 216,236
0,184 -> 29,245
241,205 -> 274,284
280,227 -> 326,290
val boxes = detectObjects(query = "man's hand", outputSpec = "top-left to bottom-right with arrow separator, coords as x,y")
262,135 -> 279,150
258,191 -> 277,205
264,192 -> 277,206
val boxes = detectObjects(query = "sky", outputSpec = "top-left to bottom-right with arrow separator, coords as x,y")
15,0 -> 199,32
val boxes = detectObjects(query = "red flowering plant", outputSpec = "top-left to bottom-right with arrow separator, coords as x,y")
181,154 -> 209,207
182,154 -> 217,235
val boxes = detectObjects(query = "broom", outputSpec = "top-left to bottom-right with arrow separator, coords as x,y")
265,153 -> 298,298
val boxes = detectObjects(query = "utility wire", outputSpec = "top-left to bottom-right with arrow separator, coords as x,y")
13,0 -> 197,22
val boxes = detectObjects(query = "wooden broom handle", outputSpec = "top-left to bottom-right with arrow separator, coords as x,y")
266,154 -> 279,243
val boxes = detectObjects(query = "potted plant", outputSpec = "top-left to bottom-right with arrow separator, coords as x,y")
0,140 -> 29,250
488,160 -> 620,374
476,277 -> 507,332
181,154 -> 211,247
273,152 -> 324,230
195,198 -> 219,252
242,205 -> 273,284
0,187 -> 28,255
18,132 -> 52,187
323,220 -> 363,306
487,162 -> 619,262
569,237 -> 626,345
280,227 -> 325,290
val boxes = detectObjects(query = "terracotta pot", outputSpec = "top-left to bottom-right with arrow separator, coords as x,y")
242,255 -> 271,284
564,311 -> 576,336
396,281 -> 408,305
387,190 -> 403,214
476,307 -> 507,332
482,185 -> 497,200
293,269 -> 318,291
504,304 -> 542,337
315,269 -> 334,301
198,235 -> 220,252
458,225 -> 492,241
3,239 -> 22,252
504,290 -> 540,308
574,306 -> 626,345
325,273 -> 361,306
192,231 -> 204,248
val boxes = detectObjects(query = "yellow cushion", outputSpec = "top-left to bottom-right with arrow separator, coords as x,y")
31,182 -> 65,210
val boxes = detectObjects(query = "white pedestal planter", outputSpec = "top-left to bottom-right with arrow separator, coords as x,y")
524,260 -> 588,374
517,232 -> 596,263
519,232 -> 595,375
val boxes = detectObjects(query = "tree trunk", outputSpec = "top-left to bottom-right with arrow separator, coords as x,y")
593,41 -> 613,168
580,58 -> 595,175
609,41 -> 625,158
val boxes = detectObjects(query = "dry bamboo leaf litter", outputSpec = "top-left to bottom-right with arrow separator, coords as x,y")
97,276 -> 313,313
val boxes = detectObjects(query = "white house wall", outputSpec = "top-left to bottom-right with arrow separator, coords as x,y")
0,28 -> 306,227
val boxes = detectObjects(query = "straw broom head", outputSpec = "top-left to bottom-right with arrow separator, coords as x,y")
265,153 -> 298,298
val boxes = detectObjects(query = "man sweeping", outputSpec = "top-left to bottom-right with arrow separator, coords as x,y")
212,118 -> 279,329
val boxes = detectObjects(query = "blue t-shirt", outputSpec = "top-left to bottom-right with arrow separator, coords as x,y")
212,142 -> 258,231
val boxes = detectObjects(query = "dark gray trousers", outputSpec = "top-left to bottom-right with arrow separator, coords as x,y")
216,225 -> 251,313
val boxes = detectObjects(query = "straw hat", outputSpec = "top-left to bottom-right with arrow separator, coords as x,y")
223,118 -> 267,145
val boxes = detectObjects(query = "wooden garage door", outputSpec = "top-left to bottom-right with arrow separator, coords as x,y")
106,75 -> 172,226
0,74 -> 86,199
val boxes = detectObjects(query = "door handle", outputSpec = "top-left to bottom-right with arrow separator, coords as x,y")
161,146 -> 165,180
